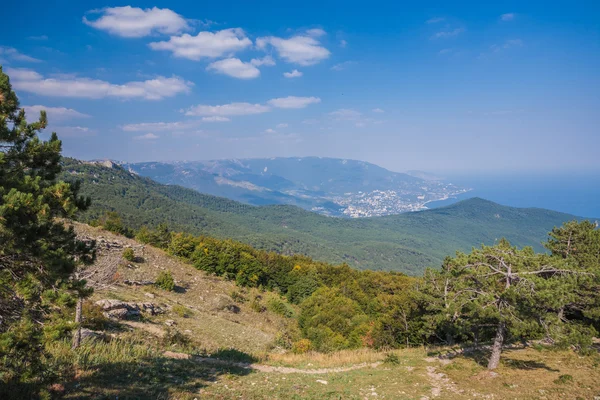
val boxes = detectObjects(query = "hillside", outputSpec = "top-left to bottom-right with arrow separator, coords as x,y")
54,223 -> 600,399
62,159 -> 587,275
121,157 -> 468,217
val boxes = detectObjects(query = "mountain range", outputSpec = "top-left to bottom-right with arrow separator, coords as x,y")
61,158 -> 591,275
120,157 -> 468,217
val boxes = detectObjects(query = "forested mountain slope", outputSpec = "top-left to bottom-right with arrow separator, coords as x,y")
63,159 -> 589,274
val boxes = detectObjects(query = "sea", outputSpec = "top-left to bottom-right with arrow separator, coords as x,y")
426,171 -> 600,219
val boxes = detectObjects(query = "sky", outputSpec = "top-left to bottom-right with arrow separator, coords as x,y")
1,0 -> 599,174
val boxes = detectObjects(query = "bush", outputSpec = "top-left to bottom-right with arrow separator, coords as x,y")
384,353 -> 401,365
292,339 -> 313,354
172,305 -> 193,318
82,302 -> 110,330
122,248 -> 135,262
230,290 -> 247,303
554,374 -> 574,385
267,297 -> 294,318
250,299 -> 266,313
155,271 -> 175,291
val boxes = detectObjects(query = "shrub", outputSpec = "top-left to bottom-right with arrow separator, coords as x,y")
82,302 -> 110,330
155,271 -> 175,291
292,339 -> 313,354
172,305 -> 193,318
122,248 -> 135,262
554,374 -> 574,385
162,328 -> 190,349
384,353 -> 401,365
230,290 -> 247,303
250,299 -> 266,313
267,297 -> 294,318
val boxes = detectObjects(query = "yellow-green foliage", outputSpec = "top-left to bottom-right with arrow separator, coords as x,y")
172,304 -> 193,318
122,248 -> 135,262
291,339 -> 312,354
155,271 -> 175,291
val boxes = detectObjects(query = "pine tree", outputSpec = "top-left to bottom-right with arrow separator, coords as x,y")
429,240 -> 583,369
0,66 -> 94,393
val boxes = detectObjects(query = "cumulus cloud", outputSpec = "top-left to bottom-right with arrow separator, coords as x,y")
500,13 -> 515,21
121,121 -> 194,131
264,128 -> 276,133
23,105 -> 90,121
276,123 -> 288,128
28,35 -> 48,41
267,96 -> 321,109
83,6 -> 190,38
149,28 -> 251,60
372,108 -> 384,113
250,55 -> 275,67
340,39 -> 348,48
431,28 -> 465,39
256,34 -> 330,66
184,102 -> 270,117
306,28 -> 326,37
134,133 -> 159,140
202,116 -> 230,122
207,58 -> 260,79
283,69 -> 303,78
6,67 -> 192,100
0,46 -> 42,63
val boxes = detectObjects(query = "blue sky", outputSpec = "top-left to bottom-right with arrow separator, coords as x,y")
1,0 -> 598,173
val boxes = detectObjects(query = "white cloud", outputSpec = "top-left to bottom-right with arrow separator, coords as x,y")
330,61 -> 355,71
0,46 -> 42,63
149,28 -> 251,60
372,108 -> 384,113
432,28 -> 465,39
329,108 -> 362,120
28,35 -> 48,40
256,34 -> 330,66
250,55 -> 275,66
23,105 -> 90,121
207,58 -> 260,79
500,13 -> 515,21
438,48 -> 453,55
426,17 -> 445,24
83,6 -> 190,38
121,121 -> 194,131
184,102 -> 270,117
306,28 -> 326,37
134,133 -> 159,140
53,126 -> 95,137
340,39 -> 348,48
267,96 -> 321,109
264,128 -> 276,134
6,67 -> 192,100
202,116 -> 230,122
283,69 -> 303,78
276,123 -> 288,128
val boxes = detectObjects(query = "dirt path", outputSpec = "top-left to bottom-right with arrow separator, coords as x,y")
163,351 -> 382,374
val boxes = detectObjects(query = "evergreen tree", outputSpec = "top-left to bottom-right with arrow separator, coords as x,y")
429,240 -> 583,369
0,66 -> 94,393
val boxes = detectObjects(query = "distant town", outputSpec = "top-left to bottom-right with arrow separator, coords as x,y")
320,185 -> 471,218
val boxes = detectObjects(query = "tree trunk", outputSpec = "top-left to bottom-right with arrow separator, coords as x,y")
487,322 -> 505,370
72,296 -> 83,349
445,330 -> 454,346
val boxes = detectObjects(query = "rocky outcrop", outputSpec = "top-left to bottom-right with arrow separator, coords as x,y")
95,299 -> 165,320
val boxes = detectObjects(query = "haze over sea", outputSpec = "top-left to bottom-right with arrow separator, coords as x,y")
427,171 -> 600,218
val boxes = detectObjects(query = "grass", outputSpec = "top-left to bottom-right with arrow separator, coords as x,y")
45,334 -> 600,399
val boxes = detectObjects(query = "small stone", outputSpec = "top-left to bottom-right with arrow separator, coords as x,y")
316,380 -> 328,385
145,292 -> 155,299
165,319 -> 176,326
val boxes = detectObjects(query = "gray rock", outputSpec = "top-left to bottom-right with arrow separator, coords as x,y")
165,320 -> 176,326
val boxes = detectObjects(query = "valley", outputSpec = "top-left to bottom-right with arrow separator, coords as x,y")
121,157 -> 469,217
